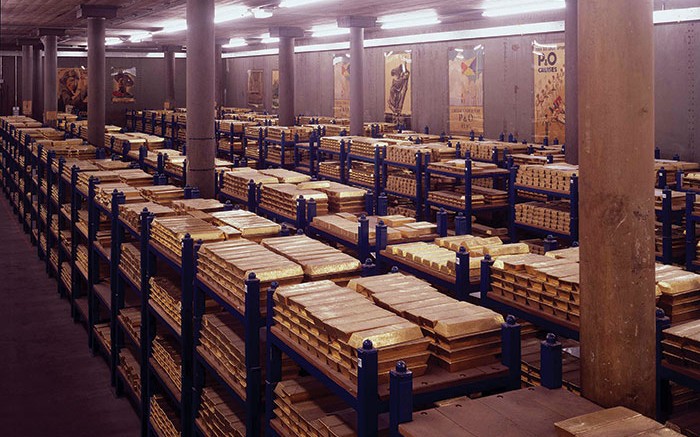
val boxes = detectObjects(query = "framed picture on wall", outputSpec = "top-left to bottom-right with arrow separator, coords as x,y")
271,69 -> 280,110
448,46 -> 484,135
384,50 -> 412,128
247,69 -> 264,108
111,67 -> 136,104
533,41 -> 565,143
57,67 -> 88,114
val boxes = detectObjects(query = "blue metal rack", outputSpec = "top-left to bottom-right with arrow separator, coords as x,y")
655,188 -> 685,265
265,283 -> 522,437
346,146 -> 385,209
382,152 -> 428,221
316,137 -> 349,185
685,192 -> 700,272
292,131 -> 319,176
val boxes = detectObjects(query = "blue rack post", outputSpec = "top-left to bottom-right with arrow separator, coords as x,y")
685,192 -> 699,272
109,190 -> 127,387
139,209 -> 156,437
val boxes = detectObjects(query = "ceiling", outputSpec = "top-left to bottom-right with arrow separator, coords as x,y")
0,0 -> 694,51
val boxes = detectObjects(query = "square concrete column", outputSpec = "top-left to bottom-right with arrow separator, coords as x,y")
20,43 -> 33,116
338,16 -> 376,136
186,0 -> 216,198
38,29 -> 62,126
564,0 -> 578,164
163,46 -> 179,109
215,43 -> 224,108
32,42 -> 43,121
271,27 -> 304,127
579,0 -> 656,417
78,5 -> 118,149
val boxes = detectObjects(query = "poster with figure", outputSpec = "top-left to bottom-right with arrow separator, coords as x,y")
111,67 -> 136,103
271,69 -> 280,110
448,46 -> 484,135
333,54 -> 350,118
533,42 -> 565,143
247,69 -> 263,108
57,67 -> 88,113
384,50 -> 412,125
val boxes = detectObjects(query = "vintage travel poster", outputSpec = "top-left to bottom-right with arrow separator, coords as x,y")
448,46 -> 484,135
271,69 -> 280,110
111,67 -> 136,103
533,42 -> 565,143
384,50 -> 412,122
247,69 -> 263,107
57,67 -> 88,113
333,54 -> 350,118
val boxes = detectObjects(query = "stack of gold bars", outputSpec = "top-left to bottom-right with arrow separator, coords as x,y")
150,395 -> 181,437
515,164 -> 578,193
118,307 -> 142,346
458,140 -> 529,162
152,335 -> 182,393
60,160 -> 99,181
385,132 -> 442,143
210,209 -> 280,240
94,159 -> 132,171
319,136 -> 356,154
196,385 -> 246,437
222,168 -> 278,200
348,161 -> 377,189
348,137 -> 386,158
170,198 -> 226,214
387,171 -> 418,197
218,119 -> 253,134
77,170 -> 121,194
656,268 -> 700,323
510,153 -> 565,166
116,169 -> 153,187
273,280 -> 431,383
427,189 -> 485,209
318,161 -> 343,181
119,348 -> 141,397
261,235 -> 362,282
60,261 -> 72,291
515,201 -> 572,234
95,183 -> 144,209
198,313 -> 247,397
349,273 -> 505,371
76,244 -> 89,277
554,407 -> 683,436
150,216 -> 226,259
272,376 -> 373,437
682,172 -> 700,191
296,180 -> 366,213
266,126 -> 314,142
94,323 -> 111,351
259,184 -> 329,220
322,124 -> 349,137
521,336 -> 580,394
150,275 -> 182,330
260,168 -> 312,184
427,159 -> 505,177
311,214 -> 405,244
655,159 -> 700,188
655,221 -> 686,260
662,319 -> 700,372
138,185 -> 184,205
119,202 -> 176,232
196,239 -> 304,314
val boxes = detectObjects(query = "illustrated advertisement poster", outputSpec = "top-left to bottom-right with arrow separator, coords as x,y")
247,69 -> 263,107
533,42 -> 565,143
333,54 -> 350,119
448,46 -> 484,135
272,69 -> 280,110
384,50 -> 412,125
57,67 -> 88,113
111,67 -> 136,103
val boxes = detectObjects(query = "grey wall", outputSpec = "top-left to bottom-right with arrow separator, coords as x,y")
225,21 -> 699,160
0,55 -> 22,115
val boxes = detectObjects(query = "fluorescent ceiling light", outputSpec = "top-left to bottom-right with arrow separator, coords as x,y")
310,23 -> 350,38
251,8 -> 273,19
215,5 -> 251,23
378,9 -> 440,30
105,37 -> 123,46
128,31 -> 152,43
223,37 -> 247,48
156,19 -> 187,33
260,33 -> 280,44
653,7 -> 700,24
279,0 -> 330,8
482,0 -> 565,17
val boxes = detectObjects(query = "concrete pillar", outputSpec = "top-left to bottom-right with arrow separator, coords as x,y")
215,43 -> 224,108
87,17 -> 106,148
186,0 -> 216,197
565,0 -> 578,164
278,37 -> 295,126
164,47 -> 177,109
579,0 -> 656,418
339,17 -> 376,135
41,34 -> 58,126
21,45 -> 33,116
32,44 -> 43,121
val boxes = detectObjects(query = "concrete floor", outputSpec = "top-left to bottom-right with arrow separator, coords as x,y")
0,198 -> 140,436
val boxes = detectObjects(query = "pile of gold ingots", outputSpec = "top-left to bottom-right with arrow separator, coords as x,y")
152,335 -> 182,392
150,394 -> 181,437
259,183 -> 329,220
222,168 -> 278,200
119,202 -> 176,232
211,209 -> 280,240
663,319 -> 700,373
198,313 -> 247,393
348,137 -> 386,159
150,216 -> 225,259
515,200 -> 571,234
118,347 -> 141,396
138,185 -> 184,205
516,164 -> 578,193
150,275 -> 182,328
196,385 -> 246,437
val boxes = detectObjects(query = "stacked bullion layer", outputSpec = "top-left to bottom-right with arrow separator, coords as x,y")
150,216 -> 226,259
152,335 -> 182,393
211,209 -> 280,240
60,261 -> 72,291
259,184 -> 329,220
138,185 -> 184,205
266,126 -> 314,142
196,239 -> 304,315
520,336 -> 581,394
662,319 -> 700,371
261,235 -> 362,282
94,183 -> 144,209
93,159 -> 132,171
347,137 -> 387,159
60,160 -> 99,181
384,143 -> 429,165
427,189 -> 485,208
349,273 -> 504,371
119,348 -> 141,397
458,140 -> 529,162
322,124 -> 349,137
515,164 -> 578,193
319,136 -> 360,154
116,169 -> 153,187
682,172 -> 700,191
109,133 -> 146,151
196,385 -> 246,437
118,307 -> 142,346
260,168 -> 312,184
272,377 -> 380,437
310,214 -> 405,244
385,133 -> 442,144
150,394 -> 181,437
554,407 -> 683,436
655,270 -> 700,323
515,200 -> 572,235
197,313 -> 247,397
119,202 -> 176,232
347,161 -> 377,189
510,153 -> 565,166
387,170 -> 419,197
170,198 -> 227,214
94,323 -> 111,351
427,159 -> 505,177
318,161 -> 343,181
222,168 -> 278,201
274,281 -> 431,383
76,244 -> 89,277
37,142 -> 96,161
297,181 -> 367,214
655,159 -> 700,189
77,170 -> 121,193
149,275 -> 182,330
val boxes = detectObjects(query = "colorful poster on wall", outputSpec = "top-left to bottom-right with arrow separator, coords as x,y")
57,67 -> 88,113
384,50 -> 412,126
111,67 -> 136,103
247,69 -> 263,108
448,46 -> 484,135
271,69 -> 280,110
333,54 -> 350,119
533,42 -> 565,143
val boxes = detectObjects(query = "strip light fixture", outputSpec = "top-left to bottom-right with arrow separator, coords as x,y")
482,0 -> 565,17
310,23 -> 350,38
105,37 -> 123,46
279,0 -> 331,8
260,32 -> 280,44
214,5 -> 251,23
378,9 -> 440,30
223,37 -> 248,48
251,8 -> 273,19
156,19 -> 187,34
128,31 -> 152,43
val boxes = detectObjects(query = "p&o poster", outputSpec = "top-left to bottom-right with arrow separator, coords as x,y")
533,42 -> 565,143
384,50 -> 411,126
247,69 -> 263,108
111,67 -> 136,103
448,46 -> 484,135
57,67 -> 88,114
333,54 -> 350,119
271,69 -> 280,110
